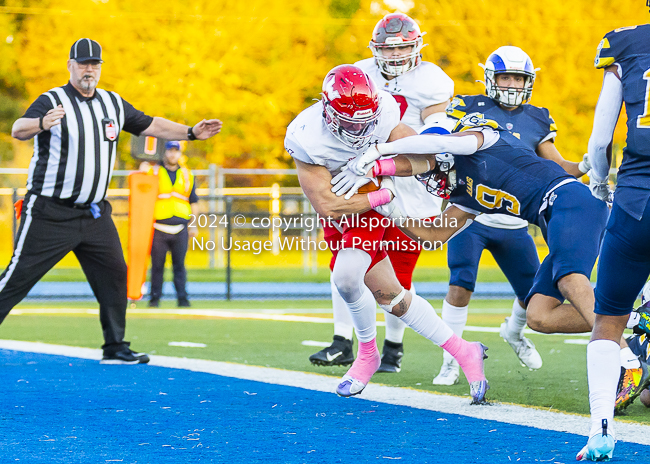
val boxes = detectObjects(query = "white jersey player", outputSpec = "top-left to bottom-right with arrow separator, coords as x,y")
286,64 -> 489,402
309,13 -> 452,373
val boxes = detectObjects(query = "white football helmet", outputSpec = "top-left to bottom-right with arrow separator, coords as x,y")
369,13 -> 424,77
480,46 -> 536,108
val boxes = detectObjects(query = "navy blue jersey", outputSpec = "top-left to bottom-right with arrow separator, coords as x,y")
447,116 -> 573,225
446,94 -> 556,152
595,24 -> 650,158
595,25 -> 650,219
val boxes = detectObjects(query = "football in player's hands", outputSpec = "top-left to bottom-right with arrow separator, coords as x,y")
357,177 -> 382,194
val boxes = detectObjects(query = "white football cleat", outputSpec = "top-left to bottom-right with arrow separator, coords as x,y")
576,420 -> 615,461
336,374 -> 367,397
500,318 -> 543,369
432,359 -> 460,386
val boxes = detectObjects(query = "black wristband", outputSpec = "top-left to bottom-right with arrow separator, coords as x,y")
187,126 -> 197,141
39,115 -> 45,131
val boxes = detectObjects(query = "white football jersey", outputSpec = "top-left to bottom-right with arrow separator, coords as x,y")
355,58 -> 454,132
355,58 -> 452,219
284,90 -> 401,174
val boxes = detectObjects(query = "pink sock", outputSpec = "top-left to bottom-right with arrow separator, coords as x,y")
440,334 -> 486,383
346,339 -> 381,385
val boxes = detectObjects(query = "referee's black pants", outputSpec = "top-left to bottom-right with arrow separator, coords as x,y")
0,194 -> 129,353
150,226 -> 189,302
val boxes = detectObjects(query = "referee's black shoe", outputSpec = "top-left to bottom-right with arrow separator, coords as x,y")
309,335 -> 354,366
101,348 -> 150,365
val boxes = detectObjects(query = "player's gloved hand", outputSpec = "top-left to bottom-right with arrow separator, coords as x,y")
578,153 -> 591,175
331,167 -> 375,200
372,177 -> 404,220
348,144 -> 383,176
588,171 -> 611,202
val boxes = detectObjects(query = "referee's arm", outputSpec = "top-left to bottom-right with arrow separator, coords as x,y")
11,96 -> 65,141
141,117 -> 223,140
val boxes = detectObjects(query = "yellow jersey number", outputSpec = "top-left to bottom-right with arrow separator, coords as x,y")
475,184 -> 521,215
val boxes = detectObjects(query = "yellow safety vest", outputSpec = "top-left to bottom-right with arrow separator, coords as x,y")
149,165 -> 194,220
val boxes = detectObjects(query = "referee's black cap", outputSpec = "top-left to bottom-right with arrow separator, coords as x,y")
70,38 -> 103,63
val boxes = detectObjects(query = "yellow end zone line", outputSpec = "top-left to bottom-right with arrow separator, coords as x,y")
9,308 -> 592,336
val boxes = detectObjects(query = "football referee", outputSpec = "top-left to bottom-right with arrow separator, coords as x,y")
2,38 -> 222,364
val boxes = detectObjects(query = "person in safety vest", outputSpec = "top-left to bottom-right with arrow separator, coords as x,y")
148,141 -> 198,308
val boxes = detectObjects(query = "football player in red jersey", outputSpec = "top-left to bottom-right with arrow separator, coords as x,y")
286,65 -> 488,402
310,13 -> 453,374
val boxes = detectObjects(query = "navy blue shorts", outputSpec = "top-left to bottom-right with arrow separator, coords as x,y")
526,182 -> 608,304
447,221 -> 539,301
594,199 -> 650,316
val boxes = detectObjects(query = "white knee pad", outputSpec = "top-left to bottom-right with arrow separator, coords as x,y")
379,288 -> 407,313
332,249 -> 372,302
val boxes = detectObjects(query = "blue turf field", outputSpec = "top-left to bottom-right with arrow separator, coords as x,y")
1,349 -> 648,463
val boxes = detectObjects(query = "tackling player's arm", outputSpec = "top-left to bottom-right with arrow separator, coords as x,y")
350,131 -> 484,178
536,141 -> 584,178
380,131 -> 483,166
295,159 -> 377,221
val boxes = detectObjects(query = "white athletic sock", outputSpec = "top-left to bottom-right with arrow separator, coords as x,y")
441,299 -> 468,365
620,346 -> 641,369
506,298 -> 528,338
347,287 -> 378,343
385,313 -> 407,344
587,340 -> 620,439
400,294 -> 454,346
331,274 -> 354,341
627,312 -> 641,329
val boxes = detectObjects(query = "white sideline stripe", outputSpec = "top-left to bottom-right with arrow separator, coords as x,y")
302,340 -> 332,347
9,309 -> 592,336
168,341 -> 207,348
0,339 -> 648,445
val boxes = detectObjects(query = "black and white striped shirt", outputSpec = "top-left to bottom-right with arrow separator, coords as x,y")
22,82 -> 153,204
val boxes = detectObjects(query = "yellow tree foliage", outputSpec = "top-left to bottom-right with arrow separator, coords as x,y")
9,0 -> 336,170
4,0 -> 649,172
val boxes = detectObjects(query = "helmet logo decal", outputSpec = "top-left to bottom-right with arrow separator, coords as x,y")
323,76 -> 340,100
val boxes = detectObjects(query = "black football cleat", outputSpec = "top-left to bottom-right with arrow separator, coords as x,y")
377,340 -> 403,373
309,335 -> 354,366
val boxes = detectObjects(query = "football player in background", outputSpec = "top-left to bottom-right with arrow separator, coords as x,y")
432,46 -> 590,385
577,20 -> 650,461
309,13 -> 452,373
286,65 -> 489,402
334,112 -> 616,407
